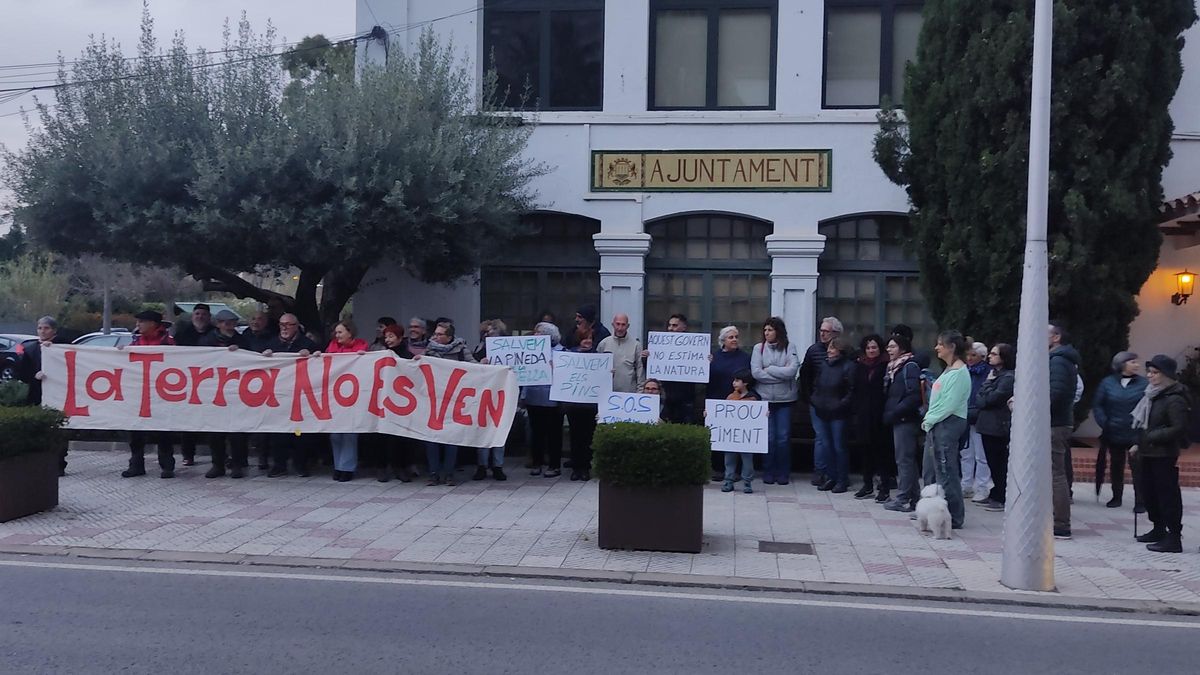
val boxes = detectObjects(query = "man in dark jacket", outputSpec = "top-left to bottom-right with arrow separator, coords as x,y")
122,311 -> 178,479
1092,351 -> 1148,510
799,316 -> 842,486
1132,355 -> 1191,553
262,313 -> 318,476
172,303 -> 215,466
1048,321 -> 1080,539
200,310 -> 250,478
17,316 -> 67,474
243,311 -> 277,354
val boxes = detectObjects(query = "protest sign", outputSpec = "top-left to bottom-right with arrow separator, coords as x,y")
704,399 -> 768,453
599,392 -> 660,424
486,335 -> 551,386
40,346 -> 518,448
646,331 -> 711,383
549,351 -> 612,404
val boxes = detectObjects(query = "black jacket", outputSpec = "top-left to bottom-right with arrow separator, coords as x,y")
882,360 -> 922,426
174,322 -> 215,347
15,340 -> 45,405
1048,344 -> 1080,427
852,358 -> 886,428
974,368 -> 1015,438
200,330 -> 248,349
1139,382 -> 1191,459
811,355 -> 856,420
798,341 -> 827,401
266,333 -> 318,354
243,329 -> 277,354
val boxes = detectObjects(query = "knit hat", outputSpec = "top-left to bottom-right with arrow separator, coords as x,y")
1146,355 -> 1178,379
576,305 -> 598,324
1111,351 -> 1138,373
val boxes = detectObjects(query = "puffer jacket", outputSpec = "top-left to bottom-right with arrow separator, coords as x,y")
1048,344 -> 1080,427
882,360 -> 922,426
811,355 -> 856,420
974,368 -> 1015,438
751,341 -> 799,403
1092,373 -> 1148,446
798,341 -> 828,401
1139,382 -> 1192,458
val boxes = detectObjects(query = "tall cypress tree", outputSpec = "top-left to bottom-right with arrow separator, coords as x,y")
875,0 -> 1197,402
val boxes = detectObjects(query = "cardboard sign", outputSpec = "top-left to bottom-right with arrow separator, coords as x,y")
549,351 -> 613,404
599,392 -> 660,425
486,335 -> 551,386
705,399 -> 768,454
646,331 -> 711,383
40,346 -> 518,447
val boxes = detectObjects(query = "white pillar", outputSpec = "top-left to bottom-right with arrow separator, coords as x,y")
766,234 -> 826,344
594,232 -> 652,339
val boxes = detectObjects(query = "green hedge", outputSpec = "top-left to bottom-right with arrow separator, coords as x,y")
591,422 -> 711,488
0,380 -> 29,407
0,406 -> 67,461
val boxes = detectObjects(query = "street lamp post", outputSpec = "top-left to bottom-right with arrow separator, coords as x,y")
1001,0 -> 1055,592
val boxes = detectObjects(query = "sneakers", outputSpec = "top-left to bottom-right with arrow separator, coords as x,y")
853,484 -> 875,500
831,483 -> 848,494
181,457 -> 195,467
1146,534 -> 1182,553
1136,527 -> 1167,544
982,499 -> 1005,512
721,479 -> 734,493
1053,527 -> 1072,540
743,481 -> 753,494
884,500 -> 914,513
971,493 -> 991,504
874,489 -> 890,503
492,467 -> 507,481
472,466 -> 489,481
544,469 -> 561,478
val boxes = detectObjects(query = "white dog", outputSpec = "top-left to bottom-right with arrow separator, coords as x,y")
915,484 -> 952,540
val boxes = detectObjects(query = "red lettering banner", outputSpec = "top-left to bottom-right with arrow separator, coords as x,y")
40,346 -> 518,448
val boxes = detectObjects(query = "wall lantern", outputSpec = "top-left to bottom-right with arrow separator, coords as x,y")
1172,270 -> 1194,305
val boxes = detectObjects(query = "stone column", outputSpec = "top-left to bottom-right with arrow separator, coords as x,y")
594,232 -> 652,338
766,234 -> 826,345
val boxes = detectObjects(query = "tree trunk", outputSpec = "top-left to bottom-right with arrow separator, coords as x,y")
293,267 -> 324,341
318,263 -> 371,342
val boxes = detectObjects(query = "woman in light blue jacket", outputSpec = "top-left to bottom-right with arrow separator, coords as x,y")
751,316 -> 800,485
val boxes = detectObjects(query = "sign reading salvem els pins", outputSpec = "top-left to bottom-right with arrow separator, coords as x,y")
646,332 -> 711,384
40,346 -> 518,447
486,335 -> 551,386
549,351 -> 612,404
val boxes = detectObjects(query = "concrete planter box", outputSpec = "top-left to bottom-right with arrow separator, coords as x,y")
597,482 -> 703,553
0,451 -> 59,523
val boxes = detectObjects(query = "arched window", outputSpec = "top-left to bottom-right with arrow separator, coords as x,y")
817,214 -> 936,347
481,213 -> 601,334
645,213 -> 772,339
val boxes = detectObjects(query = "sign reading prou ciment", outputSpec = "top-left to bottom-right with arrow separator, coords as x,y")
591,149 -> 831,192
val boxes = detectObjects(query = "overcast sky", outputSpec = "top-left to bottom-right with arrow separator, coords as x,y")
0,0 -> 354,218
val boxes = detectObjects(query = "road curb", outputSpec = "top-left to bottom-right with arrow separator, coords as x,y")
2,542 -> 1197,616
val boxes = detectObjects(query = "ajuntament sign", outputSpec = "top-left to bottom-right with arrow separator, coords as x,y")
591,149 -> 831,192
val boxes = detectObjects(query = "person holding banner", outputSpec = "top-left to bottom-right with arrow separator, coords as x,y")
473,319 -> 509,481
370,324 -> 416,482
708,325 -> 751,481
565,326 -> 601,481
173,303 -> 215,467
121,310 -> 178,479
324,320 -> 369,482
421,321 -> 475,485
263,314 -> 318,477
200,309 -> 251,478
751,317 -> 800,485
721,369 -> 760,493
811,336 -> 857,493
524,321 -> 565,477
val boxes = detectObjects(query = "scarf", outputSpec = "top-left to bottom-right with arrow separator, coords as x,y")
885,353 -> 913,385
859,354 -> 884,381
1131,382 -> 1166,430
426,337 -> 465,358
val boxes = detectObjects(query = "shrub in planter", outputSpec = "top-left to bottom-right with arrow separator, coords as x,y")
0,406 -> 66,522
592,422 -> 710,553
0,380 -> 29,407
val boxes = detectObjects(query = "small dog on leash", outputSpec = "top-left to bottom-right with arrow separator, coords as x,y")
915,484 -> 952,540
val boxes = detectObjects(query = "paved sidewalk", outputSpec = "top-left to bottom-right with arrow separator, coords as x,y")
3,450 -> 1200,605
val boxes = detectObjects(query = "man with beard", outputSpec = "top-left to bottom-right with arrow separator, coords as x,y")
262,314 -> 318,477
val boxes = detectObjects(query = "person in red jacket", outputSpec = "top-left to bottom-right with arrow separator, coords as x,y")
323,320 -> 368,481
121,310 -> 177,478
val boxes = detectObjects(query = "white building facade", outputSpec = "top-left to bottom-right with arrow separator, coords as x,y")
354,0 -> 1200,364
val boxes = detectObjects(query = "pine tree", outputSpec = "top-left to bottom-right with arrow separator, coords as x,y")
875,0 -> 1197,403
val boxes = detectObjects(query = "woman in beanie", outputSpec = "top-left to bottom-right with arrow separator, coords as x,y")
1091,351 -> 1148,510
1131,355 -> 1191,553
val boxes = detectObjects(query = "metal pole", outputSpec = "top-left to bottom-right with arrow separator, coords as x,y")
1001,0 -> 1055,592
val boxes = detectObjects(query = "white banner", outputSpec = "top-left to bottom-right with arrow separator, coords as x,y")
599,392 -> 660,425
549,351 -> 612,404
486,335 -> 551,386
705,399 -> 768,453
646,331 -> 711,383
40,346 -> 518,448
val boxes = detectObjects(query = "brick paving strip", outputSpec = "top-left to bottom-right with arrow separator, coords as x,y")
2,450 -> 1199,615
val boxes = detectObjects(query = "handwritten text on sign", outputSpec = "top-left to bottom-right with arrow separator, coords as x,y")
550,352 -> 613,404
40,346 -> 518,448
600,392 -> 660,424
705,399 -> 768,454
486,335 -> 551,386
646,332 -> 711,384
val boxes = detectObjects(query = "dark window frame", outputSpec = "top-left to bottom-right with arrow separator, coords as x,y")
483,0 -> 605,111
821,0 -> 924,109
648,0 -> 779,111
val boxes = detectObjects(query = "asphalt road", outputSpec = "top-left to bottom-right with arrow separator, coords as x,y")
1,555 -> 1197,675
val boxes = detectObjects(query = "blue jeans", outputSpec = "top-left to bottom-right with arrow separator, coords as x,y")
724,452 -> 754,482
477,445 -> 505,468
764,402 -> 793,481
809,406 -> 826,477
929,416 -> 967,528
330,433 -> 358,472
425,442 -> 458,479
892,422 -> 920,506
813,416 -> 849,485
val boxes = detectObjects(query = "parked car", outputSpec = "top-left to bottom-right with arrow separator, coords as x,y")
0,333 -> 38,381
72,330 -> 134,348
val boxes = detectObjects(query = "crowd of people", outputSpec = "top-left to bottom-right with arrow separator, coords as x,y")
14,302 -> 1195,554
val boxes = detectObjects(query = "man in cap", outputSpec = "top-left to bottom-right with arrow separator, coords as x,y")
241,310 -> 277,468
172,303 -> 215,466
122,310 -> 177,478
200,309 -> 250,478
262,314 -> 318,476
